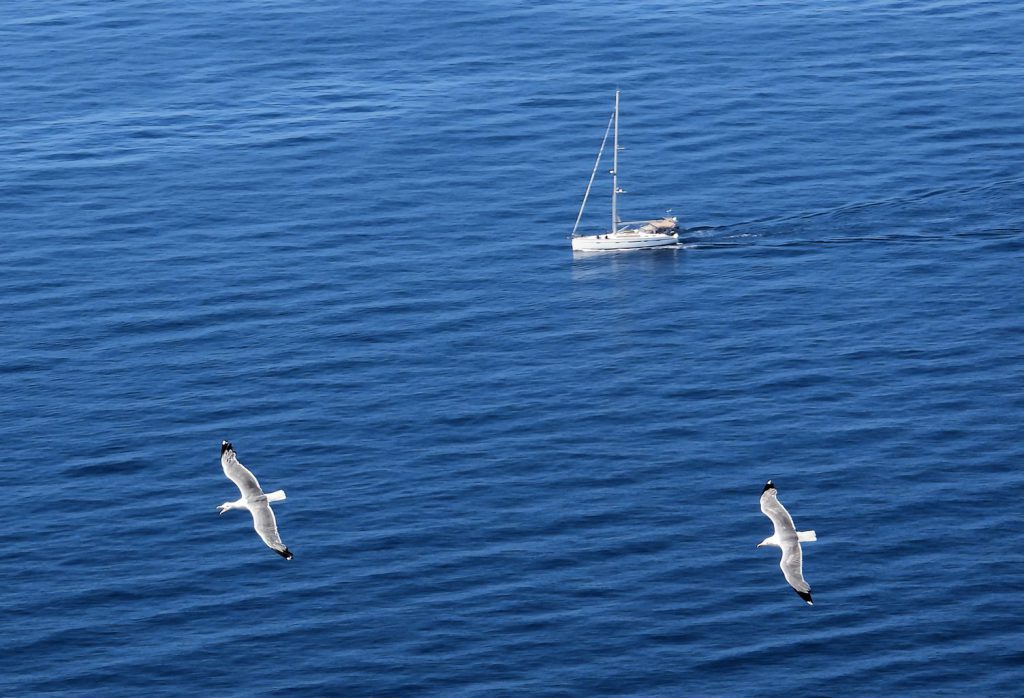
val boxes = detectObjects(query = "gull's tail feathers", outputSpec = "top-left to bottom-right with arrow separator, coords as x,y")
797,530 -> 817,542
265,490 -> 287,503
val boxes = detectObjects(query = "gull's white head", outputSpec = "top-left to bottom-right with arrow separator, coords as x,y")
757,535 -> 778,548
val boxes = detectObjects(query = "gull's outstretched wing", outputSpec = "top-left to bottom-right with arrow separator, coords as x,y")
249,499 -> 293,560
760,481 -> 796,538
780,540 -> 812,604
221,440 -> 263,498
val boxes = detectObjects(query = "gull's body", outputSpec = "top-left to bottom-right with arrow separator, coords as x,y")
757,480 -> 815,604
218,440 -> 292,560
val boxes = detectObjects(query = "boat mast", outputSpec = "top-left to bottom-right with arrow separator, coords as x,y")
611,89 -> 620,233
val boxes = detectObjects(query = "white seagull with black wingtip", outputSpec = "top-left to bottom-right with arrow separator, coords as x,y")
217,440 -> 293,560
758,480 -> 816,604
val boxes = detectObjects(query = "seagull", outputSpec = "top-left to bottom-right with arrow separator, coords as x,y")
218,440 -> 293,560
757,480 -> 816,604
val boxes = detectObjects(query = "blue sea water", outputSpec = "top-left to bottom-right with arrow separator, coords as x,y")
2,0 -> 1024,695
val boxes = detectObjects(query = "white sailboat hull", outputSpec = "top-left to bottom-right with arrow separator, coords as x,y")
571,230 -> 679,251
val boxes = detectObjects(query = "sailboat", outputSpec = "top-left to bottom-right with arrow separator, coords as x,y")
570,90 -> 679,251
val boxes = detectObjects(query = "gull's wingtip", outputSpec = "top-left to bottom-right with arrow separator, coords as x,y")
221,440 -> 234,455
796,590 -> 813,605
275,548 -> 293,560
762,480 -> 775,494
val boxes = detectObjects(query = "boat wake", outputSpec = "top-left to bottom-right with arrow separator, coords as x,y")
677,177 -> 1024,250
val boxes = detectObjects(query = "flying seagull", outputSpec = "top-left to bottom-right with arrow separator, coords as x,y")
218,440 -> 293,560
757,480 -> 815,604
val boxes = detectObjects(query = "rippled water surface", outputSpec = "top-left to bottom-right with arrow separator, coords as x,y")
3,1 -> 1023,695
